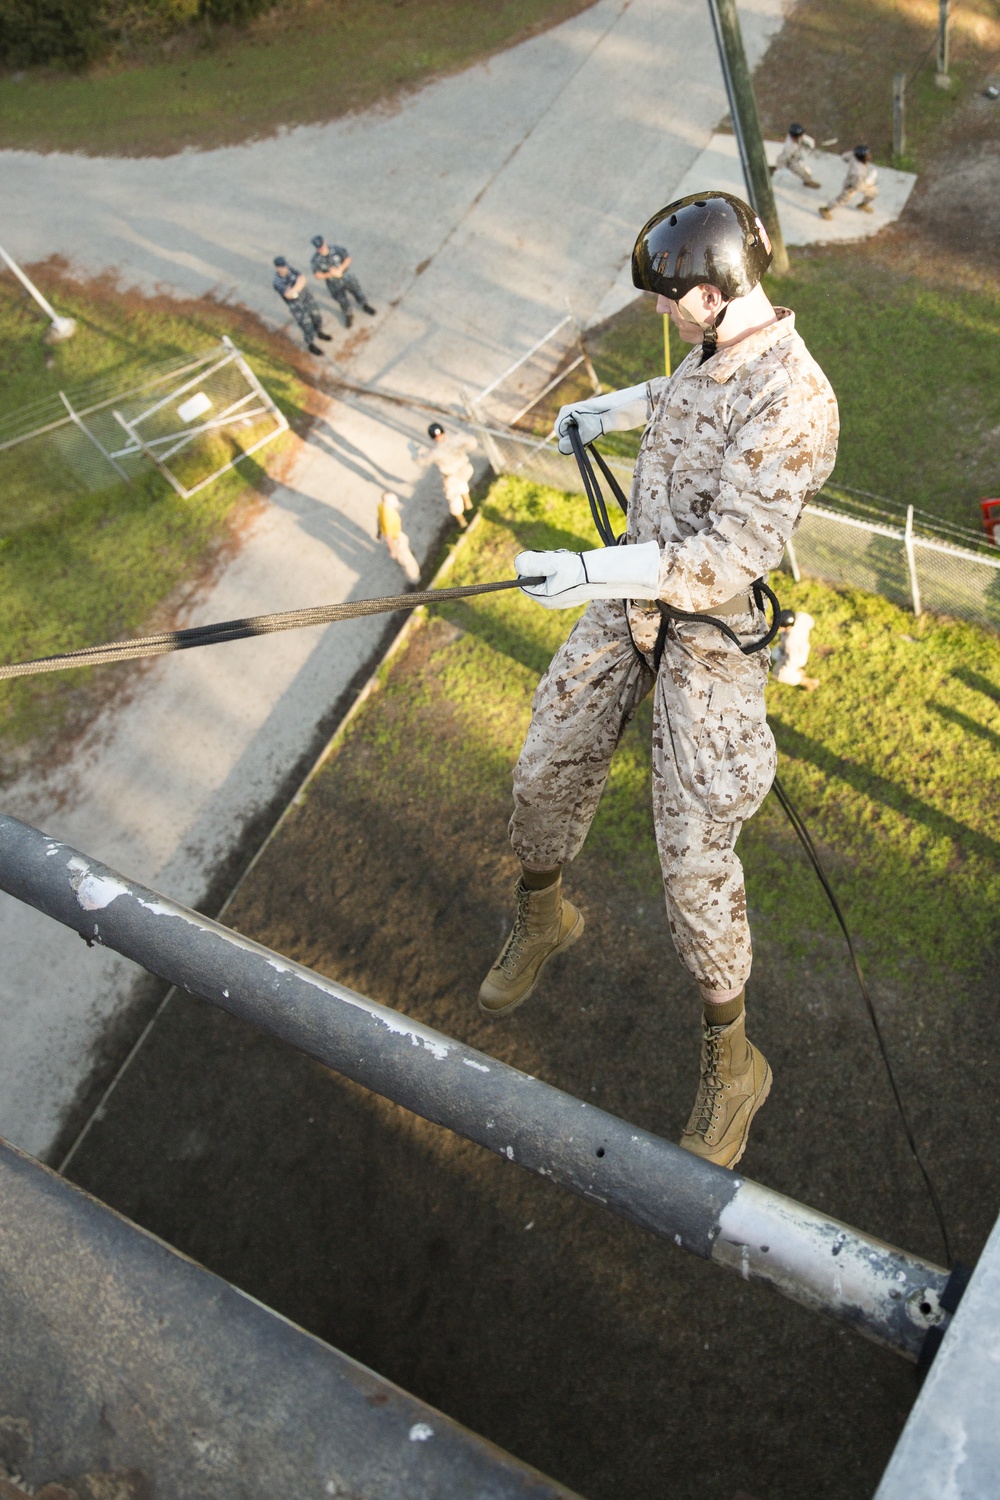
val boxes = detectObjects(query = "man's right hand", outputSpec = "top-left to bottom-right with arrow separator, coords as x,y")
554,383 -> 649,454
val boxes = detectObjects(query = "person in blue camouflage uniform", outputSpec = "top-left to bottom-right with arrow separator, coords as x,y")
273,257 -> 330,356
310,236 -> 377,329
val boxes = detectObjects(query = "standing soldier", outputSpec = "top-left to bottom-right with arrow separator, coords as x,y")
771,122 -> 821,189
273,256 -> 330,356
479,192 -> 839,1169
310,236 -> 377,328
425,422 -> 476,529
820,145 -> 878,219
377,491 -> 420,585
771,609 -> 819,689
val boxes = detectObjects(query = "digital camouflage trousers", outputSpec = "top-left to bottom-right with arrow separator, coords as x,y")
326,273 -> 368,310
289,291 -> 323,345
509,597 -> 777,999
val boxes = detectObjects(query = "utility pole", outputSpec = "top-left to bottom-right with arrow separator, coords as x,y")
706,0 -> 789,276
936,0 -> 951,87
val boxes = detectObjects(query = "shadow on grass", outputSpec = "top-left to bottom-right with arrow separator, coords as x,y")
952,666 -> 1000,705
771,715 -> 1000,866
431,595 -> 571,680
930,701 -> 1000,753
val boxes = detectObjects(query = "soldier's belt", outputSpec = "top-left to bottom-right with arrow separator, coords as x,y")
703,592 -> 753,618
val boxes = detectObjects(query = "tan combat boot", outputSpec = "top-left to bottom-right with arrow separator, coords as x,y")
679,1011 -> 772,1169
478,877 -> 584,1016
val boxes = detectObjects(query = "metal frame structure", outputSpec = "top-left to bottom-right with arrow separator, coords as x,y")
0,813 -> 953,1362
1,338 -> 287,498
0,1135 -> 581,1498
4,818 -> 998,1491
0,350 -> 214,456
106,335 -> 288,498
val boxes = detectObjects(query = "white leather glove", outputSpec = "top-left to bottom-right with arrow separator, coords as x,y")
554,383 -> 649,455
515,540 -> 660,610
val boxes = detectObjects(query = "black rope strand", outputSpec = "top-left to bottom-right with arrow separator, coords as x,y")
0,577 -> 544,682
771,774 -> 953,1268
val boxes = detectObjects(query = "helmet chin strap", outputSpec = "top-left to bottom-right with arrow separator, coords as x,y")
699,299 -> 730,364
675,288 -> 730,363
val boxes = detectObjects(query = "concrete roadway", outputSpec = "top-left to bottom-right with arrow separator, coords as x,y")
0,0 -> 786,1159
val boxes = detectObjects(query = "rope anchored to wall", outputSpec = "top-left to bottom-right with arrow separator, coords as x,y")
0,577 -> 544,682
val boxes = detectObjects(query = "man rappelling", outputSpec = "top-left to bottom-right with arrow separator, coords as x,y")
478,191 -> 840,1168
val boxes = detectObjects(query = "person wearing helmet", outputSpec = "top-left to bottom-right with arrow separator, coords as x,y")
479,191 -> 839,1170
820,145 -> 878,219
310,236 -> 376,328
423,421 -> 476,528
771,122 -> 820,189
272,256 -> 331,356
771,608 -> 819,688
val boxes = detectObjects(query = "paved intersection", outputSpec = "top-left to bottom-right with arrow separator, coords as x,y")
0,0 -> 787,1158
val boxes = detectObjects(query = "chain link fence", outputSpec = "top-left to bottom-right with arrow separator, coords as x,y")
470,314 -> 599,431
0,338 -> 287,536
467,425 -> 1000,634
469,326 -> 1000,634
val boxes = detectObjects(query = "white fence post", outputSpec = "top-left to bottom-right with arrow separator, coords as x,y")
59,392 -> 131,484
785,538 -> 802,583
904,504 -> 922,617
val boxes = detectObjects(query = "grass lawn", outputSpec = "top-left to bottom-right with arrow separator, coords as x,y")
349,473 -> 1000,985
0,0 -> 595,156
0,263 -> 311,769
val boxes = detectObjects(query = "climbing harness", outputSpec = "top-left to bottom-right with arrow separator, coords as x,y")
0,575 -> 544,682
565,414 -> 953,1268
562,416 -> 782,667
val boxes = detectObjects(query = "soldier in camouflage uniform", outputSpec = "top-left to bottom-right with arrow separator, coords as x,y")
820,145 -> 878,219
479,192 -> 839,1169
424,422 -> 476,527
772,122 -> 821,189
273,257 -> 330,355
310,236 -> 377,328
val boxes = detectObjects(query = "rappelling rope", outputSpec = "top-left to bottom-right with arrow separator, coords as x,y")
771,776 -> 953,1267
0,577 -> 544,681
567,418 -> 954,1269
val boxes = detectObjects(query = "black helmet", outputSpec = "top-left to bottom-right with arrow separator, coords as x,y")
273,255 -> 288,267
311,234 -> 325,248
428,422 -> 445,440
631,191 -> 772,303
778,609 -> 797,628
853,144 -> 871,161
789,122 -> 805,138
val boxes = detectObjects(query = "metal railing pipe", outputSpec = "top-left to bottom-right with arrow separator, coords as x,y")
0,813 -> 948,1360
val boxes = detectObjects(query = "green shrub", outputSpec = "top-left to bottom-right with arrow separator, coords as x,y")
197,0 -> 268,24
0,0 -> 102,66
